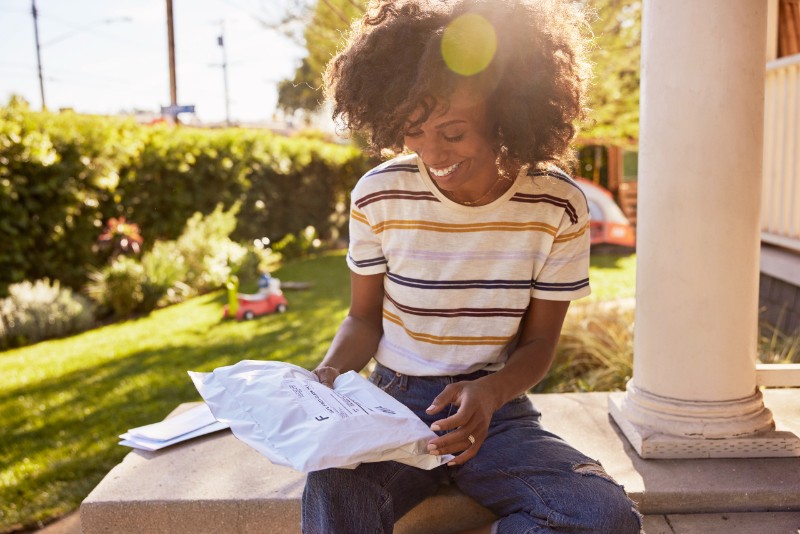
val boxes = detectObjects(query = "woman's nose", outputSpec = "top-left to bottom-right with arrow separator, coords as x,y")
416,139 -> 447,164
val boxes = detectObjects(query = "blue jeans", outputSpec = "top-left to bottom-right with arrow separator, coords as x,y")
302,363 -> 642,533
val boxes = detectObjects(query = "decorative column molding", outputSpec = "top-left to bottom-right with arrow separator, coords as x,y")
608,0 -> 800,459
620,382 -> 774,439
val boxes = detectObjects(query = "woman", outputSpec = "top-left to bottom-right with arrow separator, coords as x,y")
303,0 -> 642,532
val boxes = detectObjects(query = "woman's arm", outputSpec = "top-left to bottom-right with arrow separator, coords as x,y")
312,271 -> 385,387
425,297 -> 571,464
476,297 -> 571,405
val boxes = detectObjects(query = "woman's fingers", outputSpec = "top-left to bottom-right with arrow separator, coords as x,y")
425,383 -> 460,415
427,408 -> 481,455
312,366 -> 340,388
430,409 -> 470,432
447,443 -> 480,466
427,428 -> 483,457
426,380 -> 499,462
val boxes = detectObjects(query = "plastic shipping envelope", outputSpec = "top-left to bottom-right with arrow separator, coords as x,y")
189,360 -> 453,472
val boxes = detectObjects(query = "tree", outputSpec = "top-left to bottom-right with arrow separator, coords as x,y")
581,0 -> 641,143
277,57 -> 322,113
277,0 -> 366,116
277,0 -> 642,143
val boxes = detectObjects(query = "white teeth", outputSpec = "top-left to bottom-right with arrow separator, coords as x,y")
429,162 -> 461,177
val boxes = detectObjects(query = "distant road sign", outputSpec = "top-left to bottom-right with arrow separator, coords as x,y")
160,104 -> 195,115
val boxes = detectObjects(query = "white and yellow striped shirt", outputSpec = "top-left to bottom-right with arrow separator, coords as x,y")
347,153 -> 590,376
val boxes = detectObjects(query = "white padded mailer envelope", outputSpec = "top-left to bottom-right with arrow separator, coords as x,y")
189,360 -> 452,472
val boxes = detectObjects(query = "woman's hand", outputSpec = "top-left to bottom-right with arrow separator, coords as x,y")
312,366 -> 341,388
425,298 -> 571,465
424,377 -> 502,466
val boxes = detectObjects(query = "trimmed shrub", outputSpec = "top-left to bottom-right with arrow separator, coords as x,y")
0,100 -> 143,293
0,99 -> 371,296
0,279 -> 94,349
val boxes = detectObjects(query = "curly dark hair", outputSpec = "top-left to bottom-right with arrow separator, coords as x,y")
324,0 -> 591,170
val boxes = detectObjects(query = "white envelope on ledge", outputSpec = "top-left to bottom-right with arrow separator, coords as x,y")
189,360 -> 453,472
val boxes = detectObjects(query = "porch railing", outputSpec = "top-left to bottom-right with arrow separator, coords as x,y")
762,54 -> 800,252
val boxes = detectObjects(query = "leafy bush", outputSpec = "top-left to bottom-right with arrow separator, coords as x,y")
86,257 -> 148,318
0,279 -> 94,349
0,99 -> 371,296
230,248 -> 264,287
176,203 -> 244,293
272,226 -> 322,261
95,216 -> 143,261
140,240 -> 191,307
0,99 -> 143,293
84,204 -> 267,319
117,126 -> 369,251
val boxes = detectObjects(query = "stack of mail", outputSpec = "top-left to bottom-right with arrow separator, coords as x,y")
119,403 -> 228,451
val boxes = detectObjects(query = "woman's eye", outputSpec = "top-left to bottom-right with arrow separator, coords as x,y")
444,133 -> 465,142
404,130 -> 423,138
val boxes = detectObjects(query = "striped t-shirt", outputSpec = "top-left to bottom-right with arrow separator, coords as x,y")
347,153 -> 591,377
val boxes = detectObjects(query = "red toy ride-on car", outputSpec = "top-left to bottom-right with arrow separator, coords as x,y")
223,274 -> 289,320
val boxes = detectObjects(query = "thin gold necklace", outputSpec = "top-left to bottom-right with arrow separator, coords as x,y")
451,173 -> 513,206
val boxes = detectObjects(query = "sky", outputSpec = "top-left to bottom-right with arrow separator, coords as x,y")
0,0 -> 309,124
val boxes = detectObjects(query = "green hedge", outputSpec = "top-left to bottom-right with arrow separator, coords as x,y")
0,99 -> 369,295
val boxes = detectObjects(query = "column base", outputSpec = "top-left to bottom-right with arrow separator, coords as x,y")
608,392 -> 800,459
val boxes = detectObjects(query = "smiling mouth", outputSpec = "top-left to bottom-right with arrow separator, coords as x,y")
428,162 -> 462,177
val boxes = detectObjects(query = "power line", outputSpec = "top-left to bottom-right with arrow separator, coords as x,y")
36,12 -> 142,48
213,0 -> 276,26
0,64 -> 141,87
0,60 -> 37,69
42,16 -> 133,48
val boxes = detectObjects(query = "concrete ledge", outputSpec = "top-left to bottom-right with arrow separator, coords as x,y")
80,405 -> 495,534
81,390 -> 800,533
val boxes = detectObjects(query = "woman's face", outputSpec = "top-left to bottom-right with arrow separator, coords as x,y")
403,90 -> 500,202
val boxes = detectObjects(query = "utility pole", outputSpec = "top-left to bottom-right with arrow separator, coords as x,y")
217,20 -> 231,126
31,0 -> 46,110
166,0 -> 178,123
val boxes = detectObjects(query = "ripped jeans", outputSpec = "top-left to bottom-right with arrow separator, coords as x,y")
302,363 -> 642,534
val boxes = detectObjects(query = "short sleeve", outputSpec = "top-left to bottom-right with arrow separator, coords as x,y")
346,185 -> 388,275
531,198 -> 591,301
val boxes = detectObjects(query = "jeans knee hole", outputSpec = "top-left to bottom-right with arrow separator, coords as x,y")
572,461 -> 617,484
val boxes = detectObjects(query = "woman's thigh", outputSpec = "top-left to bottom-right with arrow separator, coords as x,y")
303,458 -> 447,533
302,364 -> 454,532
452,397 -> 642,533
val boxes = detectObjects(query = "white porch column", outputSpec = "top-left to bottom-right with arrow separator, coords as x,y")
608,0 -> 799,458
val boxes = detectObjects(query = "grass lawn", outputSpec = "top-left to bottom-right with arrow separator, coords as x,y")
585,253 -> 636,301
0,250 -> 635,532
